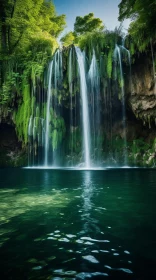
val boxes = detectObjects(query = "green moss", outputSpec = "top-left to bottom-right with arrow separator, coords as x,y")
48,109 -> 66,151
14,82 -> 31,144
66,127 -> 82,154
0,149 -> 27,168
107,48 -> 113,78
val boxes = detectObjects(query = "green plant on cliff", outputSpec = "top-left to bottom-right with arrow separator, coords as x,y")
60,32 -> 76,47
14,82 -> 31,144
78,31 -> 105,56
77,28 -> 123,82
49,109 -> 66,151
118,0 -> 156,52
77,25 -> 123,50
107,47 -> 113,78
0,71 -> 19,105
0,0 -> 66,145
127,138 -> 156,166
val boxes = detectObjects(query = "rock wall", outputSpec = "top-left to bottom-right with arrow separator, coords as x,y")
0,50 -> 155,167
126,54 -> 156,127
0,124 -> 27,167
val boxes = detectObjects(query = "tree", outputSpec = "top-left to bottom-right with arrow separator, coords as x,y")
118,0 -> 156,50
74,13 -> 104,35
0,0 -> 66,56
60,32 -> 75,47
0,0 -> 66,106
118,0 -> 136,21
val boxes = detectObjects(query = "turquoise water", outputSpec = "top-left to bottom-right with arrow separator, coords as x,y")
0,168 -> 156,279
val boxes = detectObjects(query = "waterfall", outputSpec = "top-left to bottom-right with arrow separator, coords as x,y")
28,42 -> 132,168
28,82 -> 45,166
28,115 -> 33,166
114,45 -> 128,165
150,40 -> 156,96
75,47 -> 91,168
88,50 -> 101,163
44,60 -> 53,166
121,45 -> 132,92
68,48 -> 74,165
44,49 -> 64,166
53,50 -> 63,166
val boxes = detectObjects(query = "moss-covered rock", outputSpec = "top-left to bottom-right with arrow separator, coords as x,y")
0,124 -> 27,167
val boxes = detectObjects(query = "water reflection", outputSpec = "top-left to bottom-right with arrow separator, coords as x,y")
81,171 -> 100,234
1,169 -> 156,279
79,171 -> 134,277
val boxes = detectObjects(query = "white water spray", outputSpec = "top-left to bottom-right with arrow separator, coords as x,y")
75,47 -> 91,168
114,45 -> 128,165
44,61 -> 53,166
88,50 -> 100,161
69,48 -> 74,164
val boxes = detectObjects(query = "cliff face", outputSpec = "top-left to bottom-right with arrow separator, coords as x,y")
0,124 -> 27,167
127,55 -> 156,128
0,51 -> 155,167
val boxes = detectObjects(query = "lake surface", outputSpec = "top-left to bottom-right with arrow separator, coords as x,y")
0,168 -> 156,279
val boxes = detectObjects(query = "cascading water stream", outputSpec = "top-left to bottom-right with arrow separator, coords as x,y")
88,50 -> 100,162
53,50 -> 63,166
28,42 -> 133,168
28,115 -> 33,166
68,48 -> 74,164
75,47 -> 91,168
150,40 -> 156,96
121,45 -> 132,92
44,60 -> 53,166
44,49 -> 64,166
114,45 -> 128,165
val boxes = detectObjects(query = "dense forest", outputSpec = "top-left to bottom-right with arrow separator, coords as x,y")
0,0 -> 156,167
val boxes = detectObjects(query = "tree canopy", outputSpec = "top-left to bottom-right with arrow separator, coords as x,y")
0,0 -> 66,109
60,13 -> 105,47
60,32 -> 75,47
0,0 -> 66,56
74,13 -> 104,35
118,0 -> 156,51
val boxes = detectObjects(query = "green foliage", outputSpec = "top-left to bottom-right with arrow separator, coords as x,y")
128,138 -> 156,167
77,29 -> 123,83
78,31 -> 105,52
0,35 -> 57,116
0,0 -> 65,93
60,32 -> 76,47
78,29 -> 122,53
0,0 -> 66,146
14,82 -> 31,144
107,48 -> 113,78
0,71 -> 19,105
118,0 -> 136,21
74,13 -> 104,35
67,128 -> 82,154
118,0 -> 156,52
49,109 -> 66,151
0,0 -> 66,56
128,21 -> 153,52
